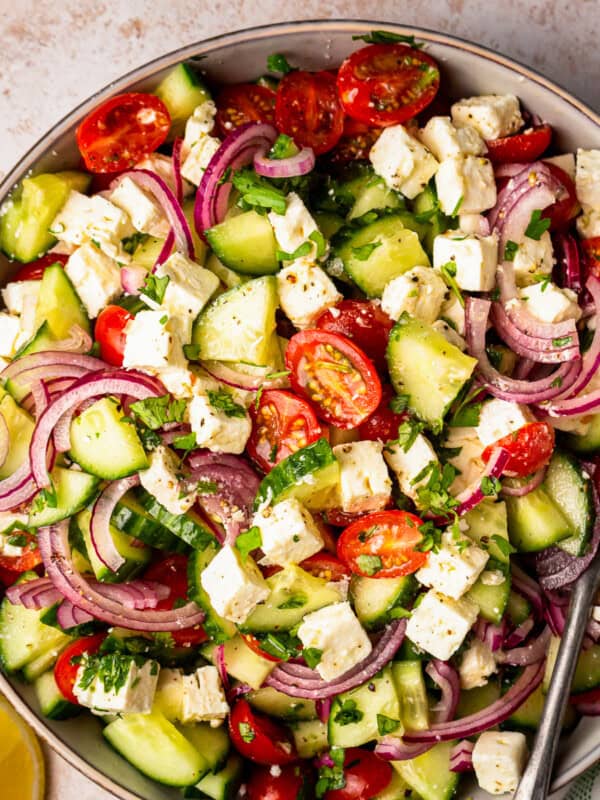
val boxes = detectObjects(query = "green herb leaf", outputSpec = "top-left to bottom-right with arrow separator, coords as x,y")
121,231 -> 149,255
389,394 -> 410,414
414,462 -> 459,519
277,241 -> 313,261
450,195 -> 464,217
356,554 -> 382,576
393,419 -> 424,453
238,722 -> 256,743
252,631 -> 302,661
138,428 -> 162,451
130,394 -> 186,430
236,526 -> 262,561
142,273 -> 170,305
207,388 -> 247,418
172,432 -> 197,452
303,647 -> 323,669
351,241 -> 381,261
269,134 -> 298,159
334,699 -> 364,726
316,748 -> 346,798
439,261 -> 464,308
6,533 -> 28,548
267,53 -> 295,74
309,230 -> 327,258
552,335 -> 572,348
183,343 -> 201,360
196,479 -> 218,495
232,167 -> 287,214
377,714 -> 401,735
480,475 -> 502,496
278,594 -> 307,610
352,30 -> 424,48
504,240 -> 519,261
524,209 -> 551,241
491,534 -> 516,557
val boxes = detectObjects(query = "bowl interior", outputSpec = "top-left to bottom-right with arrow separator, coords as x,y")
1,19 -> 599,800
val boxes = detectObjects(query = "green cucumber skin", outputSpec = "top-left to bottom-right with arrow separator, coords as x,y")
545,450 -> 593,557
134,489 -> 215,550
111,494 -> 188,553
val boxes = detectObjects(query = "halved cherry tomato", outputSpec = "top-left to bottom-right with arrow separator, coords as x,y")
315,300 -> 393,373
300,552 -> 349,582
275,71 -> 345,155
216,84 -> 276,136
482,421 -> 555,478
337,510 -> 427,578
247,763 -> 314,800
285,330 -> 382,429
313,516 -> 338,553
241,634 -> 283,663
229,699 -> 298,765
486,124 -> 552,165
325,748 -> 393,800
0,532 -> 42,573
54,633 -> 107,705
358,385 -> 408,443
337,44 -> 440,128
145,555 -> 208,647
325,508 -> 369,528
0,566 -> 19,587
329,117 -> 383,164
12,253 -> 68,282
542,162 -> 579,230
582,237 -> 600,279
77,92 -> 171,173
94,305 -> 133,367
569,686 -> 600,705
247,390 -> 324,473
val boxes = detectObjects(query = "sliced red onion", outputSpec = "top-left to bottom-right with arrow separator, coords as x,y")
490,160 -> 562,235
491,303 -> 579,363
254,146 -> 315,178
6,577 -> 61,610
201,361 -> 289,392
494,162 -> 532,179
111,170 -> 194,259
316,698 -> 332,723
37,520 -> 205,632
555,232 -> 582,293
514,358 -> 536,379
51,325 -> 93,355
455,446 -> 511,515
402,661 -> 544,744
31,380 -> 51,418
90,476 -> 140,574
154,229 -> 175,271
574,699 -> 600,717
172,137 -> 184,205
56,601 -> 94,629
544,601 -> 566,637
0,351 -> 106,382
93,580 -> 169,610
497,625 -> 551,666
265,620 -> 406,699
475,618 -> 506,652
195,122 -> 278,233
0,415 -> 8,471
215,643 -> 230,692
21,376 -> 79,416
228,683 -> 252,701
504,617 -> 535,649
450,740 -> 474,773
121,265 -> 148,295
511,564 -> 545,617
501,467 -> 547,497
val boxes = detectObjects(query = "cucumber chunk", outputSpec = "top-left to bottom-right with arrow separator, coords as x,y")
505,485 -> 572,552
334,214 -> 429,297
201,635 -> 275,690
34,670 -> 79,720
463,500 -> 510,564
34,263 -> 90,339
154,63 -> 211,139
242,564 -> 343,633
544,450 -> 593,557
571,644 -> 600,694
111,492 -> 188,552
206,211 -> 280,275
130,235 -> 164,269
393,741 -> 459,800
254,438 -> 340,511
456,678 -> 501,717
0,171 -> 91,262
387,314 -> 477,433
191,276 -> 279,365
466,559 -> 511,624
69,397 -> 148,479
504,682 -> 577,732
28,466 -> 101,528
392,660 -> 429,732
343,170 -> 404,221
290,719 -> 329,758
134,488 -> 215,550
373,769 -> 413,800
351,574 -> 417,630
7,322 -> 57,401
205,252 -> 249,289
247,686 -> 317,720
75,508 -> 151,583
412,184 -> 450,256
103,709 -> 207,787
22,641 -> 71,683
563,413 -> 600,455
189,545 -> 237,643
187,752 -> 244,800
180,723 -> 230,775
0,389 -> 34,480
506,590 -> 531,625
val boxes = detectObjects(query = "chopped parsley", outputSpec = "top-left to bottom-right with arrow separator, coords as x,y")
172,432 -> 197,453
533,273 -> 552,292
6,533 -> 28,548
138,427 -> 162,451
333,699 -> 364,726
439,261 -> 465,307
269,134 -> 298,159
232,167 -> 287,214
552,335 -> 572,348
141,273 -> 170,305
253,631 -> 302,661
480,475 -> 502,496
129,394 -> 186,430
550,376 -> 563,388
524,209 -> 551,241
392,419 -> 424,452
277,230 -> 327,262
389,394 -> 410,414
267,53 -> 295,74
417,520 -> 444,553
316,748 -> 346,798
207,389 -> 247,418
352,30 -> 424,48
352,241 -> 381,261
450,195 -> 464,217
377,714 -> 402,735
278,594 -> 307,610
303,647 -> 323,669
76,652 -> 149,696
31,486 -> 58,515
414,462 -> 459,519
236,526 -> 262,561
491,534 -> 516,558
196,479 -> 219,495
238,722 -> 255,743
121,231 -> 149,255
504,240 -> 519,261
356,554 -> 383,576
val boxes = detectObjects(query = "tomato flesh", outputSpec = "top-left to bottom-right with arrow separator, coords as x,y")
338,510 -> 427,578
286,330 -> 382,429
145,555 -> 208,647
247,390 -> 324,473
486,124 -> 552,164
337,43 -> 440,127
229,699 -> 298,765
216,84 -> 276,136
329,117 -> 384,164
247,763 -> 313,800
0,532 -> 42,573
582,236 -> 600,279
241,634 -> 283,663
482,421 -> 555,478
542,163 -> 579,230
315,300 -> 393,373
77,92 -> 171,173
325,748 -> 393,800
358,385 -> 407,443
12,253 -> 68,282
54,633 -> 107,705
94,305 -> 133,367
300,552 -> 349,582
275,71 -> 345,155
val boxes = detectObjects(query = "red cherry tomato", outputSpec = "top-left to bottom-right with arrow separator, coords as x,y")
312,516 -> 338,554
325,748 -> 393,800
247,390 -> 324,473
542,163 -> 579,230
482,421 -> 555,478
358,385 -> 408,443
329,117 -> 384,165
0,532 -> 42,573
325,507 -> 370,528
486,124 -> 552,164
145,555 -> 208,647
229,699 -> 298,765
569,685 -> 600,705
582,237 -> 600,279
275,71 -> 345,155
94,305 -> 133,367
285,330 -> 382,429
54,633 -> 107,705
12,253 -> 68,282
337,44 -> 440,128
338,510 -> 427,578
77,92 -> 171,173
247,763 -> 314,800
315,300 -> 393,373
300,552 -> 350,582
241,634 -> 283,663
216,84 -> 276,136
0,566 -> 20,587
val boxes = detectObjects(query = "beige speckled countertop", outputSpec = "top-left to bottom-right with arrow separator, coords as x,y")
1,1 -> 599,797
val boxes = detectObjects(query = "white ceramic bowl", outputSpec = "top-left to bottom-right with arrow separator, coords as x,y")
1,20 -> 599,800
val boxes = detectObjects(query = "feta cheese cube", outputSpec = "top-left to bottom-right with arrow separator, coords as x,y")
416,531 -> 489,599
136,153 -> 185,196
435,156 -> 496,215
139,445 -> 196,516
433,231 -> 498,292
155,252 -> 219,342
575,148 -> 600,207
268,192 -> 323,266
254,498 -> 324,566
444,426 -> 485,495
458,214 -> 487,235
332,441 -> 392,514
182,666 -> 229,726
476,399 -> 533,447
519,281 -> 581,324
277,263 -> 342,329
200,545 -> 269,624
50,190 -> 134,261
109,177 -> 169,238
451,95 -> 523,140
156,366 -> 195,399
73,656 -> 159,715
370,125 -> 439,199
418,117 -> 486,162
188,391 -> 251,454
456,125 -> 488,156
0,532 -> 25,558
459,638 -> 497,689
406,590 -> 479,660
381,266 -> 447,324
0,313 -> 21,357
544,153 -> 575,180
183,101 -> 217,149
65,244 -> 122,319
440,293 -> 466,336
181,136 -> 221,186
472,731 -> 528,795
577,206 -> 600,239
2,280 -> 40,316
122,310 -> 186,371
297,602 -> 372,681
384,434 -> 439,507
512,231 -> 554,285
432,319 -> 466,351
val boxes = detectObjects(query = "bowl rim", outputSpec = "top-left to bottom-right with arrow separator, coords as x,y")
1,18 -> 599,800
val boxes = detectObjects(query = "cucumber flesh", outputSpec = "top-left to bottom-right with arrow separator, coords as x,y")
347,179 -> 404,220
134,488 -> 215,550
22,641 -> 71,683
191,752 -> 244,800
563,413 -> 600,455
506,590 -> 531,626
505,485 -> 572,552
290,719 -> 329,758
154,63 -> 212,139
247,686 -> 317,721
112,492 -> 188,552
504,681 -> 577,732
466,559 -> 511,624
456,678 -> 501,718
34,670 -> 79,720
201,635 -> 275,690
28,466 -> 101,528
75,508 -> 151,584
0,390 -> 34,480
351,574 -> 417,630
463,500 -> 510,564
34,263 -> 90,339
206,211 -> 280,275
392,660 -> 429,731
373,769 -> 413,800
571,644 -> 600,694
544,450 -> 593,557
205,252 -> 249,289
180,723 -> 230,775
393,741 -> 459,800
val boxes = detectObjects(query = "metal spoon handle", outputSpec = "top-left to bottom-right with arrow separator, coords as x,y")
514,569 -> 598,800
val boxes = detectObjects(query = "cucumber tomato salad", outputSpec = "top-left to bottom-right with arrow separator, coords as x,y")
1,30 -> 600,800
